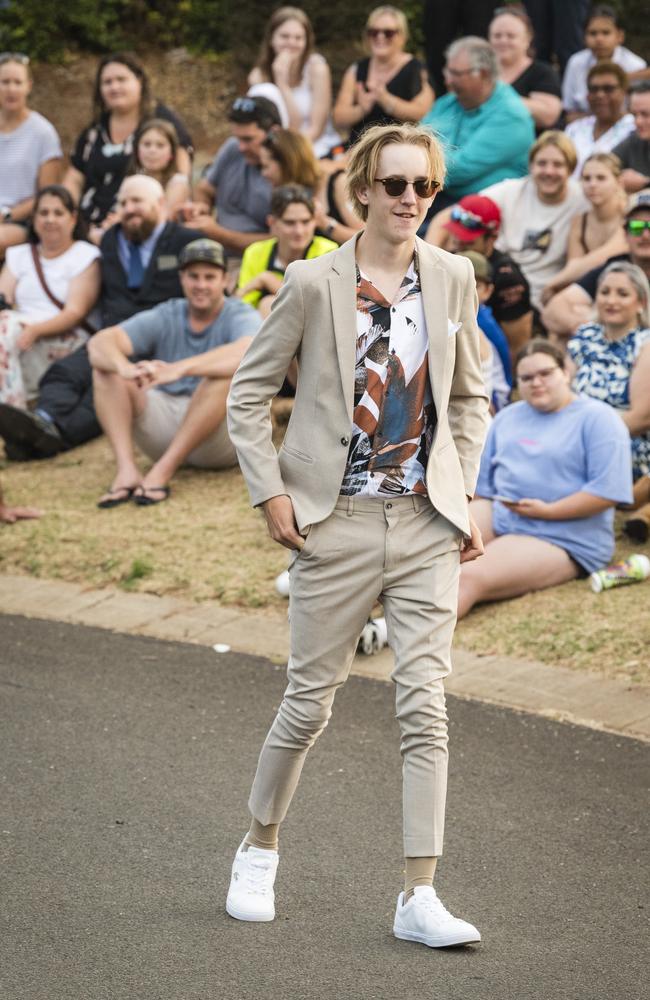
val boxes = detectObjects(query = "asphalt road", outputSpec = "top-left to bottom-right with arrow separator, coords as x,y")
1,614 -> 648,1000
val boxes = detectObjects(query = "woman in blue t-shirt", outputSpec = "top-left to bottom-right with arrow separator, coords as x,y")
457,339 -> 633,619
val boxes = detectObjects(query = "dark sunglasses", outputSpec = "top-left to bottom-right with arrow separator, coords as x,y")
626,219 -> 650,235
588,83 -> 620,94
376,176 -> 440,198
450,205 -> 496,232
367,28 -> 400,40
0,52 -> 30,65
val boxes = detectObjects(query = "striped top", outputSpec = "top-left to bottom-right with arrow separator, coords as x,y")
0,111 -> 62,208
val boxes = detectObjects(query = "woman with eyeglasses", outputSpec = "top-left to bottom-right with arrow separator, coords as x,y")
488,6 -> 562,131
0,185 -> 100,417
540,152 -> 627,305
565,62 -> 635,177
566,261 -> 650,540
456,339 -> 632,618
0,53 -> 63,258
248,6 -> 340,159
333,5 -> 434,148
259,129 -> 362,244
63,52 -> 192,244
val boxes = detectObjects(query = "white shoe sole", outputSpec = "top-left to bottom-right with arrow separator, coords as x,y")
226,896 -> 275,922
393,925 -> 481,947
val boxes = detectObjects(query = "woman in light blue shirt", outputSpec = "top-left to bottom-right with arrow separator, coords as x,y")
458,339 -> 633,618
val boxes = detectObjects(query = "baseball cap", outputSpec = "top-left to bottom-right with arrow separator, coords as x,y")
444,195 -> 501,242
458,250 -> 493,283
625,189 -> 650,218
179,239 -> 226,270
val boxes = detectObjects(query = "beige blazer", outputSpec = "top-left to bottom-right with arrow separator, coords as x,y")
227,235 -> 489,536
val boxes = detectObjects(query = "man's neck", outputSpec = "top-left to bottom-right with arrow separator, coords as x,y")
276,239 -> 310,267
356,227 -> 415,276
188,299 -> 224,332
633,255 -> 650,279
458,82 -> 494,111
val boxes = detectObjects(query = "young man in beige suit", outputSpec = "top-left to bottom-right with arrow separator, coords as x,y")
226,123 -> 490,948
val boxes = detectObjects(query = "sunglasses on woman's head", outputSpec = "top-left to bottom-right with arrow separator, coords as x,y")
375,176 -> 440,198
0,52 -> 29,65
366,28 -> 400,40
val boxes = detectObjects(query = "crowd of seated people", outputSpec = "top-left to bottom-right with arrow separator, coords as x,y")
1,5 -> 649,617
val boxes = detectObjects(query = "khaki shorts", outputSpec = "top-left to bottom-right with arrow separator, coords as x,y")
133,388 -> 238,469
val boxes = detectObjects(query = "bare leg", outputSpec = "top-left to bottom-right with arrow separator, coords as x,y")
140,377 -> 231,489
457,533 -> 580,619
93,369 -> 146,495
469,497 -> 497,543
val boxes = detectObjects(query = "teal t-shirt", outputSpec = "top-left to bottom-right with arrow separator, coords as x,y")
421,81 -> 534,199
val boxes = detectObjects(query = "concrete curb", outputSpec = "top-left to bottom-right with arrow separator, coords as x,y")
1,573 -> 648,742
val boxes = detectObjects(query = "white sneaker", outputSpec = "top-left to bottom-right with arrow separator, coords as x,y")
393,886 -> 481,947
226,841 -> 279,922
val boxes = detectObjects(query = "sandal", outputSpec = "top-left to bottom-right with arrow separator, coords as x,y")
133,485 -> 171,506
97,486 -> 136,509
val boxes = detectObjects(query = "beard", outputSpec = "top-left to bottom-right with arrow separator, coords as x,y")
121,213 -> 158,243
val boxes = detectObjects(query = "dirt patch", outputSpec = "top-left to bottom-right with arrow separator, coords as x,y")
30,50 -> 242,164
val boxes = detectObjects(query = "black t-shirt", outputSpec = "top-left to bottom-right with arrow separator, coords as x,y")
71,102 -> 193,224
611,134 -> 650,179
577,253 -> 631,300
487,248 -> 532,322
349,57 -> 424,146
511,60 -> 562,99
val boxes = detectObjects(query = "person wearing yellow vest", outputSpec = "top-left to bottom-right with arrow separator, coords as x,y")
236,184 -> 337,317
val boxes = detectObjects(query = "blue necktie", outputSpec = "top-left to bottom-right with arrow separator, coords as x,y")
127,242 -> 144,290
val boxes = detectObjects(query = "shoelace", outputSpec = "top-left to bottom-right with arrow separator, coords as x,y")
244,857 -> 275,895
414,890 -> 452,920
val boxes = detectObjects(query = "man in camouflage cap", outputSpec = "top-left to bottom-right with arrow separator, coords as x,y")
88,239 -> 262,507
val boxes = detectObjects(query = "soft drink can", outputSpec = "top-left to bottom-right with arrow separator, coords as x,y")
589,553 -> 650,593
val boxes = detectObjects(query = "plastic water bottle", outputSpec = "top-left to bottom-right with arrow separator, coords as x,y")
589,554 -> 650,593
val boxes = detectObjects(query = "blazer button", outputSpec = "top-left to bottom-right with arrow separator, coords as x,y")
341,436 -> 349,446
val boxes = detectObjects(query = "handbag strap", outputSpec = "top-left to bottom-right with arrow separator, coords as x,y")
30,243 -> 96,336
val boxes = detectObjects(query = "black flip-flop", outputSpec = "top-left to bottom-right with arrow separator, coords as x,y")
97,486 -> 136,509
133,485 -> 171,506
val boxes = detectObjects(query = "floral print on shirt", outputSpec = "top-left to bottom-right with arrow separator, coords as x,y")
340,257 -> 436,496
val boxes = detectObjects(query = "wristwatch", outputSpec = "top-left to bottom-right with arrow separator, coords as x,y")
0,206 -> 12,223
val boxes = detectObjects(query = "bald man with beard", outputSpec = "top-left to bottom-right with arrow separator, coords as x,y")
0,176 -> 203,460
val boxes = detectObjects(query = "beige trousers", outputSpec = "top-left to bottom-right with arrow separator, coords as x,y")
249,494 -> 462,857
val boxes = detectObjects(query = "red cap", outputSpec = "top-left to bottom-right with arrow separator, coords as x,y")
443,195 -> 501,242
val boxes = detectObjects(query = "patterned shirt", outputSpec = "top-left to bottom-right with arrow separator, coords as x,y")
340,256 -> 436,496
568,321 -> 650,478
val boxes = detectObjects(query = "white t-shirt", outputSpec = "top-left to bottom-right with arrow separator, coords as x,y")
481,176 -> 588,310
0,111 -> 63,207
565,113 -> 636,176
562,46 -> 647,114
6,240 -> 100,322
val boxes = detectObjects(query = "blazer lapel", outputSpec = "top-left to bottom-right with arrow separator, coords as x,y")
328,238 -> 358,416
417,238 -> 448,415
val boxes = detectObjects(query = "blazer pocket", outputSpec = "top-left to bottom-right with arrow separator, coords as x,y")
280,442 -> 314,464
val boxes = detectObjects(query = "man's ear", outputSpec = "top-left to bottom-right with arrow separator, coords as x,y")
355,185 -> 370,208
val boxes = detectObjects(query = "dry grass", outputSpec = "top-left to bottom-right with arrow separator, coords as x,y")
2,436 -> 649,684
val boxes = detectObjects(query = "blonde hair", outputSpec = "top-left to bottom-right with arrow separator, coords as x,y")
581,151 -> 622,178
366,5 -> 409,42
346,123 -> 445,222
529,130 -> 578,173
